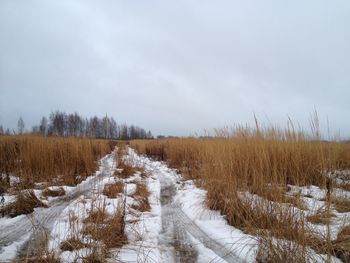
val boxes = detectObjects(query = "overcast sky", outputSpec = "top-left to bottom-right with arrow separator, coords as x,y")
0,0 -> 349,137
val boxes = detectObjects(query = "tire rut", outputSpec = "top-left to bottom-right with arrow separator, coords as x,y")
160,184 -> 198,263
159,180 -> 244,263
0,153 -> 116,260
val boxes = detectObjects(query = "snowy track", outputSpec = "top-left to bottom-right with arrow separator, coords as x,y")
1,149 -> 252,262
160,183 -> 243,263
124,149 -> 249,263
170,203 -> 244,263
0,153 -> 116,261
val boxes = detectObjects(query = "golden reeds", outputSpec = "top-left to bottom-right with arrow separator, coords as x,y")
0,135 -> 116,188
130,125 -> 350,261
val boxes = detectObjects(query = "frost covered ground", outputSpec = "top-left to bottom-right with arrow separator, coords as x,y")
0,148 -> 349,262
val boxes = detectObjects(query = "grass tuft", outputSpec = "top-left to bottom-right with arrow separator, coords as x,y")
102,181 -> 124,198
333,196 -> 350,213
131,182 -> 150,212
42,187 -> 65,198
60,237 -> 89,251
0,190 -> 47,217
116,160 -> 137,179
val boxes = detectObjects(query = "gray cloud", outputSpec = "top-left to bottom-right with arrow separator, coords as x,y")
1,0 -> 349,136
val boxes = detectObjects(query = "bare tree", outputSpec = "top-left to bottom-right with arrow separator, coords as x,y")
103,114 -> 109,139
108,117 -> 117,139
31,125 -> 40,134
17,117 -> 25,134
39,117 -> 48,136
50,111 -> 66,136
119,124 -> 129,140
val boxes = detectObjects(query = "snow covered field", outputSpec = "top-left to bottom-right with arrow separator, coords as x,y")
0,147 -> 349,262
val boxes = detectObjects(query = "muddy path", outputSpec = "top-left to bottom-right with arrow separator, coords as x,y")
0,153 -> 116,260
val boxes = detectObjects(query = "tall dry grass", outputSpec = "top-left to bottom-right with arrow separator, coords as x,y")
131,124 -> 350,261
0,135 -> 116,188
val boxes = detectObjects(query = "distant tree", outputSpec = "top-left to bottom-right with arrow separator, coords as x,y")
119,124 -> 129,140
31,125 -> 40,134
30,111 -> 152,140
102,114 -> 109,139
82,118 -> 89,137
108,117 -> 117,139
67,112 -> 83,137
5,128 -> 11,135
89,116 -> 100,138
17,117 -> 25,134
50,111 -> 66,136
0,125 -> 3,135
129,125 -> 136,140
39,117 -> 48,136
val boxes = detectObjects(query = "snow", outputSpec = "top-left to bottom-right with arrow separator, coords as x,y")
121,148 -> 254,262
1,147 -> 349,262
174,180 -> 258,262
0,233 -> 31,260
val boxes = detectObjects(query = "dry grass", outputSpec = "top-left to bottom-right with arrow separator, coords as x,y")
130,123 -> 350,261
333,196 -> 350,213
256,185 -> 307,210
102,181 -> 124,198
42,187 -> 65,198
60,237 -> 88,251
256,238 -> 307,263
131,182 -> 150,212
307,209 -> 335,225
0,135 -> 116,189
0,190 -> 47,217
82,200 -> 127,250
333,225 -> 350,262
82,251 -> 106,263
0,179 -> 9,194
83,207 -> 109,225
14,250 -> 60,263
83,209 -> 127,249
116,160 -> 137,179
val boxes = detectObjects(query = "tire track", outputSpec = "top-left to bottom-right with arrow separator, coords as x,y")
0,153 -> 116,260
160,184 -> 198,263
159,180 -> 244,263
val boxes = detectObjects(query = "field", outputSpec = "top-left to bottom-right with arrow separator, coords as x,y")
130,126 -> 350,262
0,131 -> 349,262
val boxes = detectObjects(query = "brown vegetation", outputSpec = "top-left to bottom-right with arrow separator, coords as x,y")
334,225 -> 350,262
130,122 -> 350,261
0,135 -> 116,189
15,254 -> 60,263
131,182 -> 151,212
116,160 -> 137,179
307,209 -> 335,225
42,187 -> 66,198
333,196 -> 350,213
83,209 -> 127,249
0,190 -> 47,217
83,207 -> 109,225
102,181 -> 124,198
60,237 -> 88,251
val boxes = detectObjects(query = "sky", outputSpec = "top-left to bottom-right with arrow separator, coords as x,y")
0,0 -> 349,137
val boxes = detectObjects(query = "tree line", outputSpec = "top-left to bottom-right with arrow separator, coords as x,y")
0,111 -> 153,140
